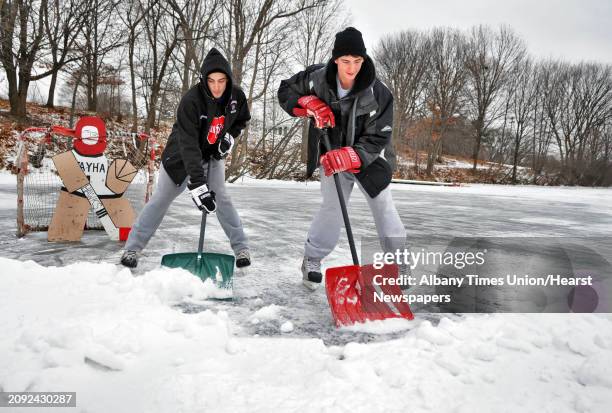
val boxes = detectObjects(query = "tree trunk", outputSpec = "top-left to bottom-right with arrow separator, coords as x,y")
45,69 -> 58,107
10,77 -> 30,119
69,70 -> 84,128
182,42 -> 193,94
6,70 -> 19,116
426,138 -> 442,176
472,119 -> 483,170
129,31 -> 138,132
511,134 -> 520,184
87,54 -> 98,111
145,84 -> 160,134
86,73 -> 95,110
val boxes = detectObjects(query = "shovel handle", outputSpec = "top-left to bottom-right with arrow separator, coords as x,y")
198,211 -> 206,257
321,130 -> 359,266
197,161 -> 212,257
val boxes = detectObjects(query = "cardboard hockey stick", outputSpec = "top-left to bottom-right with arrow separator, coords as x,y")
52,151 -> 121,241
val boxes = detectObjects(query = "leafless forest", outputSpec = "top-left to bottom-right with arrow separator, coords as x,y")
1,0 -> 611,185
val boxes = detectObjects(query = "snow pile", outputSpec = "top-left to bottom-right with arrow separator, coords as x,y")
249,303 -> 282,325
1,258 -> 612,412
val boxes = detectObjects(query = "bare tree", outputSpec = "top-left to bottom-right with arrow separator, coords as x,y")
291,0 -> 346,67
219,0 -> 323,178
221,0 -> 321,86
229,15 -> 296,180
81,0 -> 123,111
465,25 -> 526,171
137,0 -> 180,134
529,63 -> 554,183
424,27 -> 467,175
41,0 -> 89,107
167,0 -> 219,94
542,61 -> 612,184
374,30 -> 430,170
117,0 -> 153,131
0,0 -> 48,119
507,57 -> 537,183
290,0 -> 347,162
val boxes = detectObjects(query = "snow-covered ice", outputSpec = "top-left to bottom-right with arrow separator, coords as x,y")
1,171 -> 612,411
2,258 -> 612,412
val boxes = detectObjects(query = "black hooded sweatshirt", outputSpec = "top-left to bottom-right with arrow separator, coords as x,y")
161,48 -> 251,187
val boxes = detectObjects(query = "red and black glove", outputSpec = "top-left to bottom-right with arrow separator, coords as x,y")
320,146 -> 362,176
293,95 -> 335,129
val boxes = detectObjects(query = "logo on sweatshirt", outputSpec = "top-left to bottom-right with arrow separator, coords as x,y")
207,116 -> 226,144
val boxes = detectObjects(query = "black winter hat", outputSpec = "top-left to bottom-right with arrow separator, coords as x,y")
332,27 -> 367,59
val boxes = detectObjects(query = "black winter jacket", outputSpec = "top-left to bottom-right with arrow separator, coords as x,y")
277,56 -> 395,197
161,48 -> 251,187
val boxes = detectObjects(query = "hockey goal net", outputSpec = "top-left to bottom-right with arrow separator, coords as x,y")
14,126 -> 156,237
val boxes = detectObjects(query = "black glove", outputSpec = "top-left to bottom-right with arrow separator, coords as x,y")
189,183 -> 216,213
213,133 -> 234,160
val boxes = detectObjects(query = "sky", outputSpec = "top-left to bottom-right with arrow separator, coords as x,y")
349,0 -> 612,64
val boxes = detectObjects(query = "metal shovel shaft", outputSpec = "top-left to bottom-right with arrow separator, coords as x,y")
197,161 -> 212,259
198,211 -> 206,259
321,131 -> 359,266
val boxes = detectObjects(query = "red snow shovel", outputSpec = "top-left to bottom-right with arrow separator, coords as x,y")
320,130 -> 414,327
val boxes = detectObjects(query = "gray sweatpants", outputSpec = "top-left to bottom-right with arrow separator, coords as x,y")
304,168 -> 406,260
125,159 -> 248,253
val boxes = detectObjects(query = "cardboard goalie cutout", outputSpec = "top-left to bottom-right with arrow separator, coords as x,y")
48,116 -> 138,242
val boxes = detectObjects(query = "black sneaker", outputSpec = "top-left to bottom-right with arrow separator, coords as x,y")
235,249 -> 251,268
120,250 -> 138,268
301,257 -> 322,290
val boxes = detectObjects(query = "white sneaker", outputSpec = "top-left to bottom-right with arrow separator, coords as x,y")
301,256 -> 322,291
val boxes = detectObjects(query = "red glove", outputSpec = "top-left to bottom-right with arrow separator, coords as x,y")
320,147 -> 361,176
293,95 -> 335,129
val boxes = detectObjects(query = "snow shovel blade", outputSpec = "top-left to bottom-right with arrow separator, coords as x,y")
325,263 -> 414,327
161,252 -> 234,293
325,265 -> 366,327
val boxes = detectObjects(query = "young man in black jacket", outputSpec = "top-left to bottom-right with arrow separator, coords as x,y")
278,27 -> 406,290
121,48 -> 251,269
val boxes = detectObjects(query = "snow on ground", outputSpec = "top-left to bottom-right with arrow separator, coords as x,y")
389,180 -> 612,217
1,170 -> 612,411
396,155 -> 494,170
1,258 -> 612,412
0,170 -> 15,184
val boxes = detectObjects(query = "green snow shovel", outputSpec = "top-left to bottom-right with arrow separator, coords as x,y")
161,166 -> 234,296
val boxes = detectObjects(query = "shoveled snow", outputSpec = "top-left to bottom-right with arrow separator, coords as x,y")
251,304 -> 282,321
280,321 -> 294,333
1,257 -> 612,412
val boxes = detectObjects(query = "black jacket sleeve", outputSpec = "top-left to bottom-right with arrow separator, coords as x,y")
353,81 -> 394,168
175,95 -> 205,187
227,90 -> 251,138
277,64 -> 323,116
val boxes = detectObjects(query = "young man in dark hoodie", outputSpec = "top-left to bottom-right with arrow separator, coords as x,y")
121,48 -> 251,269
278,27 -> 406,290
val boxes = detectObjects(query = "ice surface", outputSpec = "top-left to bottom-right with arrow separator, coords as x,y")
1,172 -> 612,411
